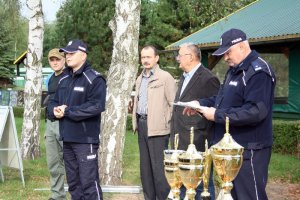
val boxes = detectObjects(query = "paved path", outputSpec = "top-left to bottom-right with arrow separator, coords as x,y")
105,181 -> 300,200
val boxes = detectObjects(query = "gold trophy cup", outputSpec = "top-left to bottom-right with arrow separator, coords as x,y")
164,134 -> 185,200
211,117 -> 244,200
178,127 -> 204,200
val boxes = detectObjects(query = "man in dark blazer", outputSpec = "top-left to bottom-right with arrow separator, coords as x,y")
170,43 -> 220,200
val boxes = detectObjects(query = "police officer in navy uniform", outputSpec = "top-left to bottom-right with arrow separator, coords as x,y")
48,39 -> 106,200
184,28 -> 276,200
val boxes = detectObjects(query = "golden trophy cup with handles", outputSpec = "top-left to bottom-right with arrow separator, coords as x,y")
211,117 -> 244,200
164,134 -> 185,200
178,127 -> 204,200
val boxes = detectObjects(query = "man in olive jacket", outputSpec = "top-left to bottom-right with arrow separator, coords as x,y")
132,45 -> 177,200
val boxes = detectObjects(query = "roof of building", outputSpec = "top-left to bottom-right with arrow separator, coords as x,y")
166,0 -> 300,50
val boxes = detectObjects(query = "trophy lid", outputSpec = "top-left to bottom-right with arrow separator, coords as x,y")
179,127 -> 203,160
170,134 -> 182,160
211,117 -> 244,152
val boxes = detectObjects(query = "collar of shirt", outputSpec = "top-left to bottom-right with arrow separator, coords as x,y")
183,63 -> 201,80
142,64 -> 158,78
180,63 -> 201,96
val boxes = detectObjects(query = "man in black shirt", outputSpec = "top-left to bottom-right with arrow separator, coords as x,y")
45,48 -> 66,200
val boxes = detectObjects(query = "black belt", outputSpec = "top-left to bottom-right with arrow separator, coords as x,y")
137,113 -> 147,120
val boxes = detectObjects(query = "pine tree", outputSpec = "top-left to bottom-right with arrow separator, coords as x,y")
55,0 -> 115,74
0,7 -> 15,87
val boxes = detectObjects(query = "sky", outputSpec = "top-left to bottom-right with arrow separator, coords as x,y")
20,0 -> 65,22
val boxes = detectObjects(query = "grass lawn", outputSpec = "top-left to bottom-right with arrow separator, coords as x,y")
0,117 -> 299,199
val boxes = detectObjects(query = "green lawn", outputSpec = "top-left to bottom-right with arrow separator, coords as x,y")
0,118 -> 299,199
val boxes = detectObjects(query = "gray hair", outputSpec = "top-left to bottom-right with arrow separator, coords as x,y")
179,42 -> 201,61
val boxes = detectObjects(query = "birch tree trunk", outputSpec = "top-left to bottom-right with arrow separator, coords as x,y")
21,0 -> 44,159
99,0 -> 141,185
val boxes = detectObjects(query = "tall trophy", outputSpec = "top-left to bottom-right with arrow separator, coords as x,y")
211,117 -> 244,200
164,134 -> 185,200
201,140 -> 212,200
178,127 -> 204,200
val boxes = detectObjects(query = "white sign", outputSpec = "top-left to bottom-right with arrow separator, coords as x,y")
0,106 -> 25,186
0,106 -> 9,141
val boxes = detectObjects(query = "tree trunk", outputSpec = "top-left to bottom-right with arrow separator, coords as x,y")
21,0 -> 44,160
99,0 -> 141,185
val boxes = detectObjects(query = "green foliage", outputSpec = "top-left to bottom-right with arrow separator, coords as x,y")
13,106 -> 45,119
43,22 -> 62,66
51,0 -> 254,76
0,0 -> 28,87
273,120 -> 300,157
12,106 -> 25,118
55,0 -> 115,74
0,6 -> 15,85
1,0 -> 28,54
126,114 -> 133,131
140,0 -> 255,76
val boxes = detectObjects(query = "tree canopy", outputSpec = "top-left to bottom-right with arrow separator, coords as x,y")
48,0 -> 254,75
0,1 -> 19,86
0,0 -> 254,85
54,0 -> 115,75
0,0 -> 28,87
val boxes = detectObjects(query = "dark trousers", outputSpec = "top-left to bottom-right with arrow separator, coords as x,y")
63,142 -> 103,200
137,117 -> 170,200
231,147 -> 272,200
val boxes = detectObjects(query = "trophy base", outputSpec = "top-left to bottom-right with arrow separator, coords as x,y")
201,191 -> 211,200
183,189 -> 196,200
168,190 -> 180,200
216,189 -> 234,200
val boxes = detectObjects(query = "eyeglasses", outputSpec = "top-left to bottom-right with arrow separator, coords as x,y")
176,53 -> 191,59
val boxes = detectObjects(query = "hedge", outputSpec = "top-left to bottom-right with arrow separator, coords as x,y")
12,107 -> 299,157
273,119 -> 300,157
13,106 -> 46,119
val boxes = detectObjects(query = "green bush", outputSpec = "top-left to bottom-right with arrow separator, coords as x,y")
12,106 -> 24,118
273,120 -> 300,157
126,114 -> 133,131
12,106 -> 45,119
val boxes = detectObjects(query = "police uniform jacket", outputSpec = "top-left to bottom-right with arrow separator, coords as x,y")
48,61 -> 106,144
200,51 -> 276,150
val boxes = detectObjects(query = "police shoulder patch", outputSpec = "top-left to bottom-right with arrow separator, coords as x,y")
251,59 -> 264,72
83,69 -> 105,84
249,57 -> 275,83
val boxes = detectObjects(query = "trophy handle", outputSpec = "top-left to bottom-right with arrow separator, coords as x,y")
174,133 -> 179,150
201,140 -> 212,199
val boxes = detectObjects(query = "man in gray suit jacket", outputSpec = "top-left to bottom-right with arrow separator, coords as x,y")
170,43 -> 220,200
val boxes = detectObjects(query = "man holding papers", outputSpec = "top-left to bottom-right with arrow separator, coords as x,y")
170,43 -> 220,199
184,29 -> 276,200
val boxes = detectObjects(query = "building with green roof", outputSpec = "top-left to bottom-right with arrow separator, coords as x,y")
166,0 -> 300,119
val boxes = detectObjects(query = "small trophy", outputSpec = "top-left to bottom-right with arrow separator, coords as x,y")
164,134 -> 185,200
201,140 -> 212,200
178,127 -> 204,200
211,117 -> 244,200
